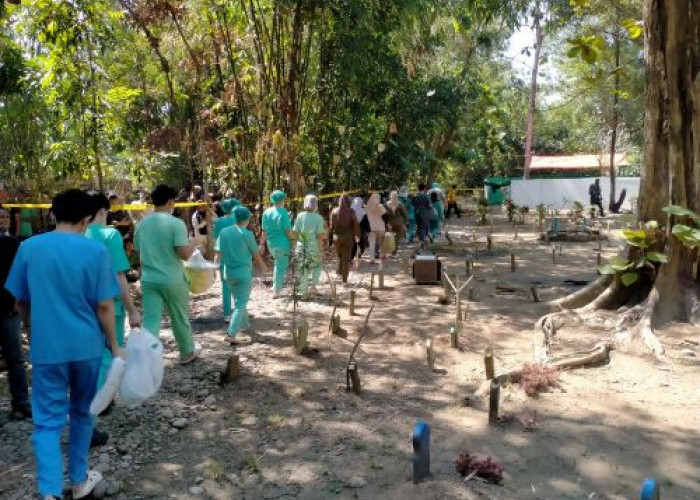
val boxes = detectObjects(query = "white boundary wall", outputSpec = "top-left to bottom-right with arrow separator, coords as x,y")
510,177 -> 640,211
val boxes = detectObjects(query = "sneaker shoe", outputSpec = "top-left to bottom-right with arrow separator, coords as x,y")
227,333 -> 251,345
72,470 -> 103,499
90,428 -> 109,448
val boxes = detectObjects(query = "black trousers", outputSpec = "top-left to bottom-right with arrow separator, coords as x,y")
446,202 -> 461,218
592,199 -> 605,216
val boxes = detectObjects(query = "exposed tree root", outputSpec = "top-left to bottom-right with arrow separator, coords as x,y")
504,341 -> 613,382
538,272 -> 671,360
683,283 -> 700,327
477,341 -> 614,396
615,287 -> 665,357
581,276 -> 625,311
535,308 -> 619,362
547,275 -> 612,311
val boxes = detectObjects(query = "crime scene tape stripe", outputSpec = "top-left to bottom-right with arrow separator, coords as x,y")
3,201 -> 208,211
3,187 -> 483,211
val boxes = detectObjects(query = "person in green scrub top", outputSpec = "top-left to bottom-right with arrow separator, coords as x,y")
261,190 -> 294,298
213,198 -> 240,321
84,190 -> 141,446
84,190 -> 141,386
15,190 -> 37,239
215,206 -> 268,343
430,182 -> 445,235
293,195 -> 326,298
134,185 -> 200,364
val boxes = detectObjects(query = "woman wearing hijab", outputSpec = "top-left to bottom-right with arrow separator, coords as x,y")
213,198 -> 241,321
351,197 -> 369,262
292,195 -> 326,298
330,195 -> 359,283
429,182 -> 445,235
215,206 -> 268,343
386,190 -> 407,255
365,192 -> 387,265
399,187 -> 416,244
261,190 -> 294,298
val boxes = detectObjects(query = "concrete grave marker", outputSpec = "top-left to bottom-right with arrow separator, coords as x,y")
412,421 -> 430,483
640,479 -> 660,500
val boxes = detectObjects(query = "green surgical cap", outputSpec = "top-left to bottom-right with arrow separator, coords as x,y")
220,198 -> 240,214
233,206 -> 252,223
270,190 -> 286,204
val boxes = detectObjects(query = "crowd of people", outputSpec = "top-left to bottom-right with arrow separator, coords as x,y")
0,181 -> 460,499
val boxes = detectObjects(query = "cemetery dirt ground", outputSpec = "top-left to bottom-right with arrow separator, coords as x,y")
1,212 -> 699,500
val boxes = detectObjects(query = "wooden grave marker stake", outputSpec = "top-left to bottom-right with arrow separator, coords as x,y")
450,326 -> 458,349
488,379 -> 500,426
292,319 -> 309,354
443,273 -> 473,349
484,347 -> 495,380
220,355 -> 241,384
346,306 -> 374,395
349,290 -> 356,316
426,338 -> 435,369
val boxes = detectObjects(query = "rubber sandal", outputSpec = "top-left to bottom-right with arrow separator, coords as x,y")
72,470 -> 102,499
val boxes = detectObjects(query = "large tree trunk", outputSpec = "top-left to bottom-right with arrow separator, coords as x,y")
640,0 -> 699,323
523,5 -> 544,180
608,28 -> 621,213
535,0 -> 699,359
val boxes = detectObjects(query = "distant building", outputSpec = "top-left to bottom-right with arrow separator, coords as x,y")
528,153 -> 629,178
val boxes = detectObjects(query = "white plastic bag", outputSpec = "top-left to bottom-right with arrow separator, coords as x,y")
89,357 -> 126,416
184,249 -> 219,294
120,328 -> 164,408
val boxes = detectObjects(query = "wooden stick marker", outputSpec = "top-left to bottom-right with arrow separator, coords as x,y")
484,347 -> 495,380
488,379 -> 500,426
349,290 -> 356,315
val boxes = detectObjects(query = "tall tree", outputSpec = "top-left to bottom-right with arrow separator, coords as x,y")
639,0 -> 699,322
537,0 -> 699,357
522,0 -> 544,179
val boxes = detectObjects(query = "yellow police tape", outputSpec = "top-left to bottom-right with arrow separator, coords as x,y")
3,201 -> 207,211
3,188 -> 482,211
